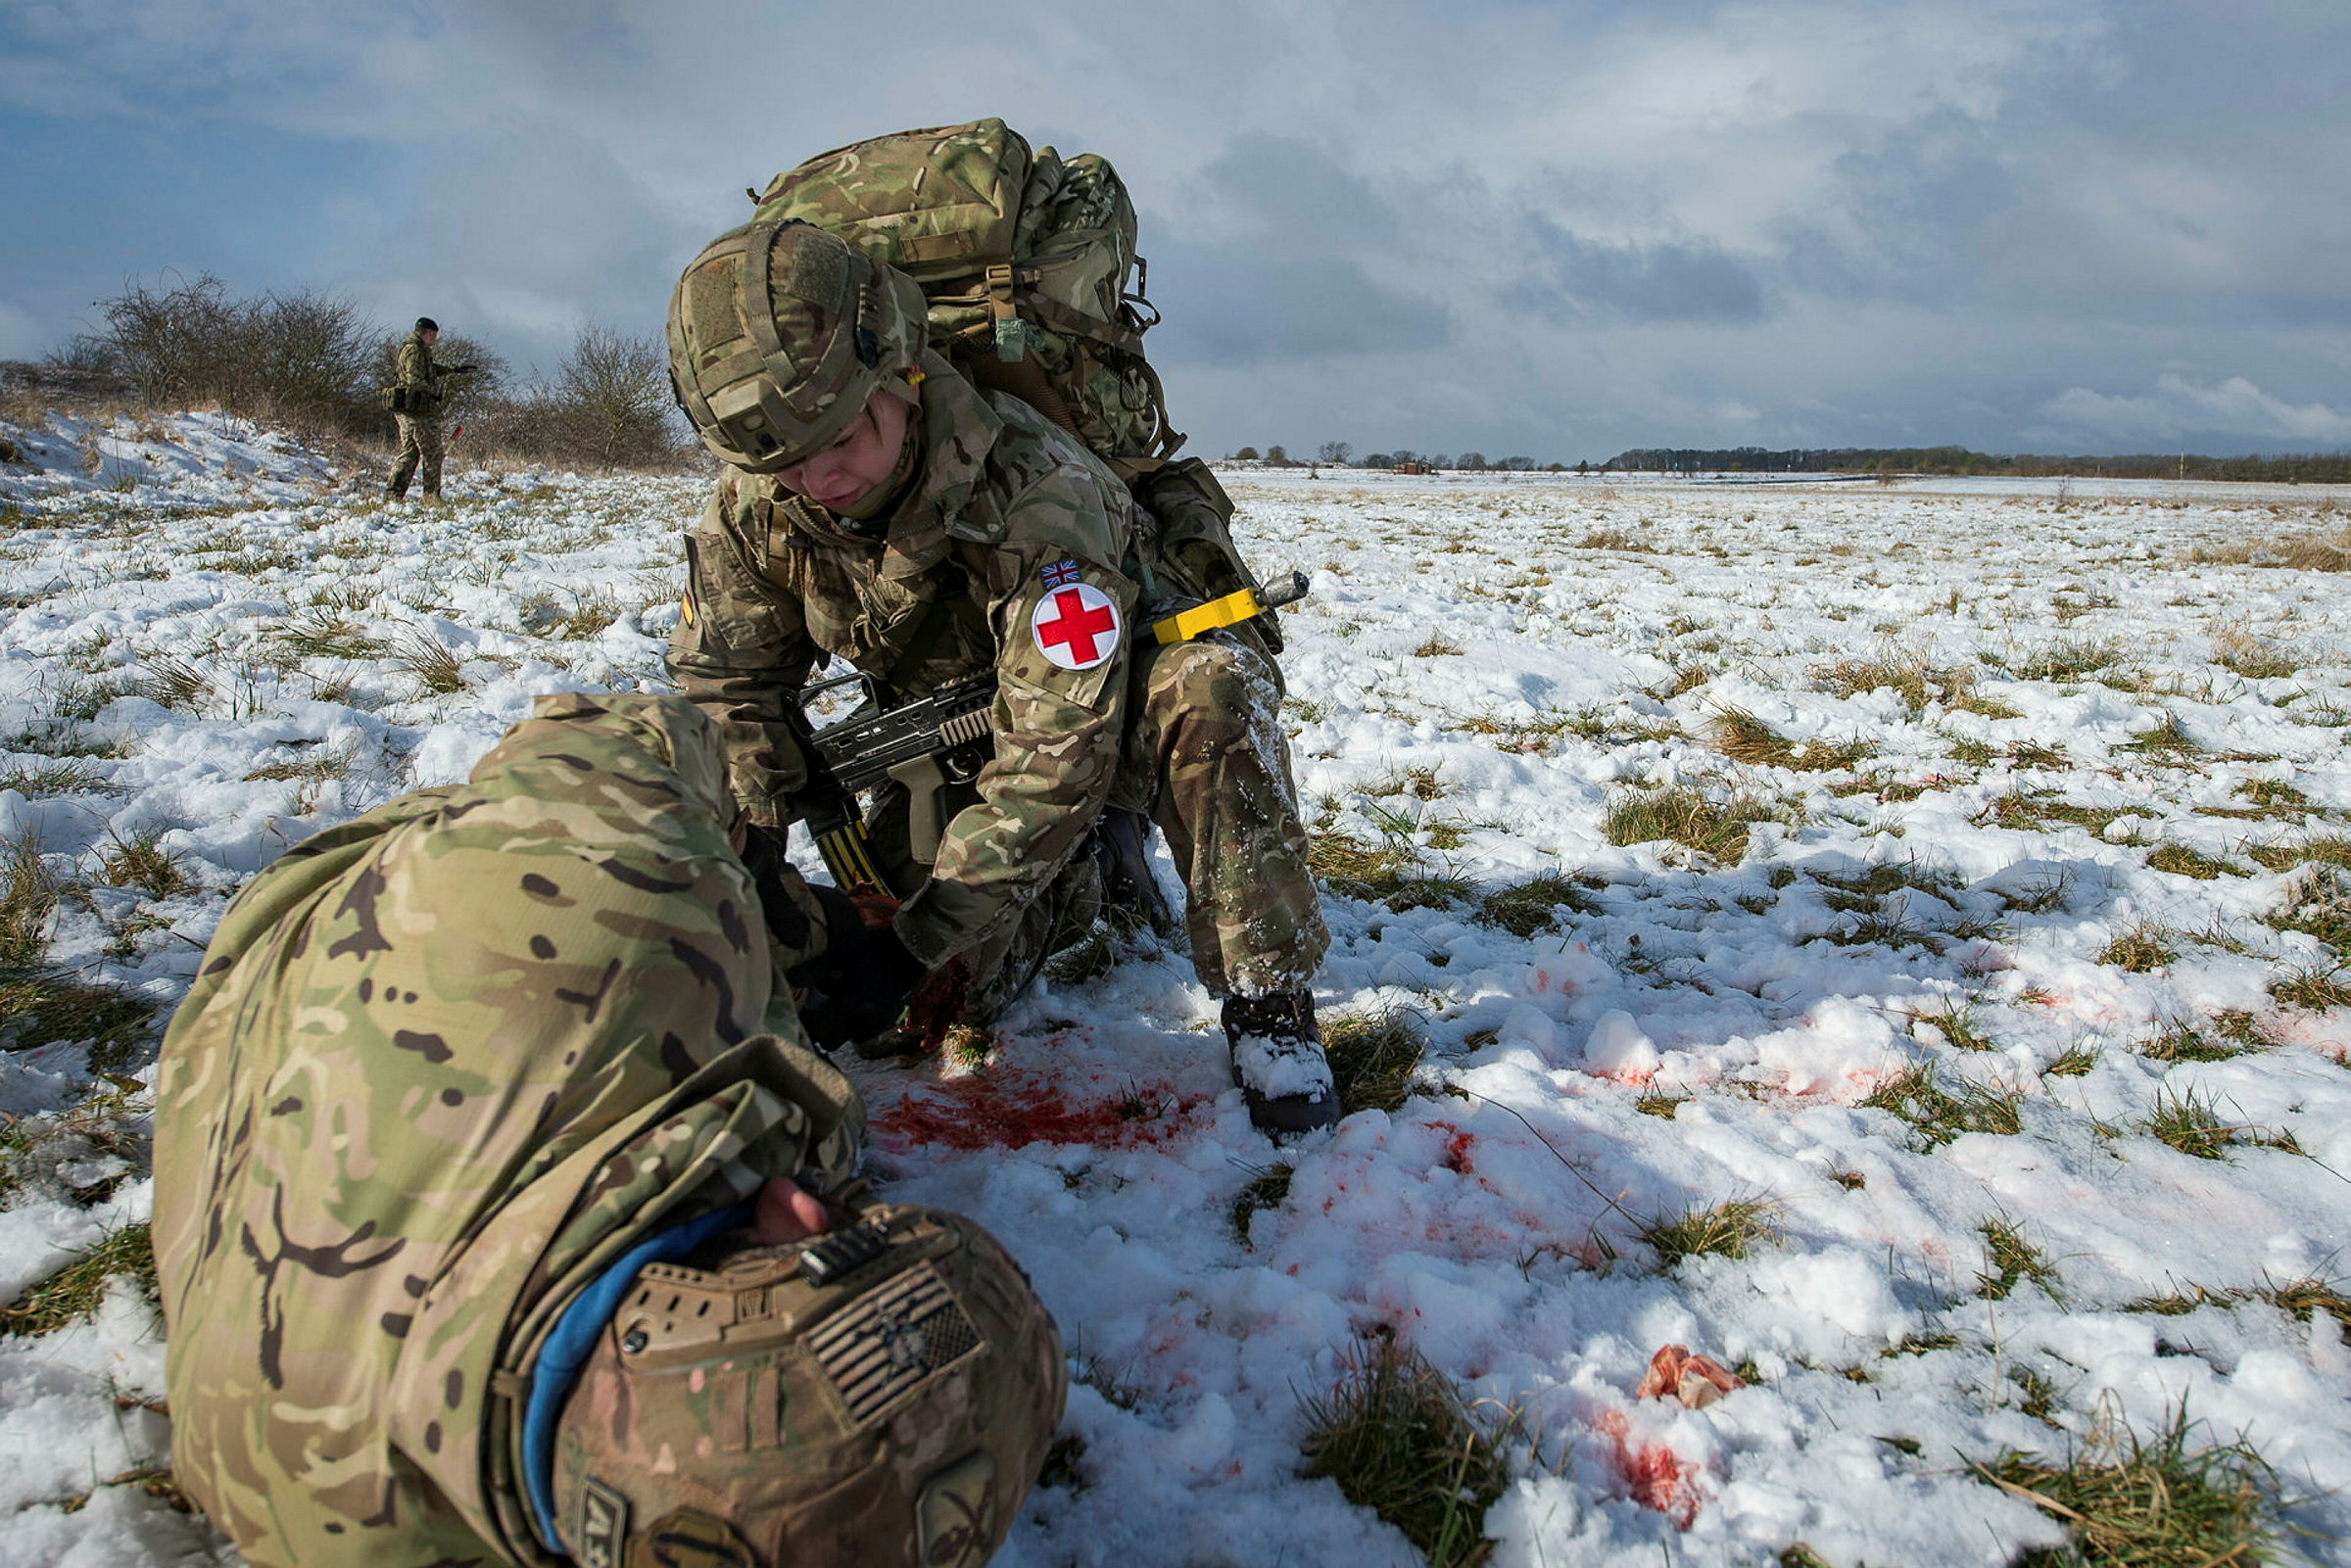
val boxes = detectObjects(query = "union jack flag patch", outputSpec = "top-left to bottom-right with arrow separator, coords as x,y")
1041,557 -> 1080,589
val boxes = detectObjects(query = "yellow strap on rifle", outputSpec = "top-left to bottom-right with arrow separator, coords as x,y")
817,823 -> 889,897
1151,585 -> 1266,645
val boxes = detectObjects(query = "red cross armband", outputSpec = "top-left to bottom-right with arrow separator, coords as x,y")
998,556 -> 1135,715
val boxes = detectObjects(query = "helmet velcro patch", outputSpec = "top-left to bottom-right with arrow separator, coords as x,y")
784,228 -> 848,311
687,262 -> 743,358
805,1260 -> 983,1428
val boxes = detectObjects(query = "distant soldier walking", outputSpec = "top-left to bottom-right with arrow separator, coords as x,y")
387,315 -> 474,499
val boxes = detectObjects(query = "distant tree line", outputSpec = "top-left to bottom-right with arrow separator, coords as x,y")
1223,438 -> 2351,484
1604,445 -> 2351,484
1229,443 -> 1560,472
45,273 -> 687,470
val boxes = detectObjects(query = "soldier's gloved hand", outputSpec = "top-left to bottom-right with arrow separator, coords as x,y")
739,824 -> 818,953
796,884 -> 925,1050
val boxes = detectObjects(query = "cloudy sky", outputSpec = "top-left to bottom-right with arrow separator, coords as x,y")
4,0 -> 2346,462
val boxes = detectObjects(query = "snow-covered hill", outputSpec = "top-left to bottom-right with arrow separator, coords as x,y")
4,418 -> 2349,1565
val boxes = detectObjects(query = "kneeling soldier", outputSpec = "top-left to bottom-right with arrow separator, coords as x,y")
151,692 -> 1065,1567
665,218 -> 1337,1134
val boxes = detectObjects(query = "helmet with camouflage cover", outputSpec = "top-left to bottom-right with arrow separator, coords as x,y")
667,217 -> 930,472
549,1203 -> 1066,1568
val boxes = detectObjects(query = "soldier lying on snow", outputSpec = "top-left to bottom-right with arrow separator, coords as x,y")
151,692 -> 1065,1568
664,217 -> 1339,1134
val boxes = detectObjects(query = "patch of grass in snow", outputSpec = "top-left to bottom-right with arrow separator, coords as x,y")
0,827 -> 57,970
98,825 -> 190,898
1034,1433 -> 1089,1494
2006,739 -> 2070,769
397,629 -> 467,695
1860,1066 -> 2024,1147
2130,1276 -> 2351,1341
2247,834 -> 2351,873
0,1081 -> 148,1207
1823,901 -> 1942,952
1324,1009 -> 1428,1117
1976,1217 -> 2062,1301
271,609 -> 390,661
133,655 -> 213,713
243,743 -> 357,784
1229,1161 -> 1293,1244
2116,713 -> 2207,763
0,1221 -> 157,1337
2141,1017 -> 2253,1064
1298,1333 -> 1515,1568
1308,826 -> 1472,913
2098,924 -> 2179,974
2043,1041 -> 2101,1077
1635,1092 -> 1685,1118
2269,963 -> 2351,1012
0,970 -> 159,1065
1574,526 -> 1653,552
2209,629 -> 2302,680
1707,706 -> 1875,772
1412,633 -> 1463,657
1809,651 -> 1976,716
1367,765 -> 1446,802
1473,873 -> 1599,938
2190,529 -> 2351,571
2145,842 -> 2239,880
1602,782 -> 1786,863
1639,1194 -> 1780,1270
2011,635 -> 2131,684
2136,1085 -> 2286,1162
2264,870 -> 2351,954
1909,999 -> 1994,1052
0,758 -> 110,796
2231,778 -> 2308,815
1979,790 -> 2127,838
1978,1402 -> 2291,1568
521,587 -> 624,640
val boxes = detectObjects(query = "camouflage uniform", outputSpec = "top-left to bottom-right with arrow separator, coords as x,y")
151,692 -> 866,1567
668,355 -> 1327,1015
389,330 -> 449,498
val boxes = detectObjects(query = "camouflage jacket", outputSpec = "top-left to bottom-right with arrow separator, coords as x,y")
151,692 -> 865,1568
397,332 -> 446,407
668,354 -> 1197,971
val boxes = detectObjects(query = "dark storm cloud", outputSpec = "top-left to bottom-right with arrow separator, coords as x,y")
1140,131 -> 1450,364
1145,244 -> 1451,365
1512,216 -> 1770,324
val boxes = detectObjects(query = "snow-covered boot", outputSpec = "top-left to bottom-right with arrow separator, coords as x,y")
1223,991 -> 1338,1137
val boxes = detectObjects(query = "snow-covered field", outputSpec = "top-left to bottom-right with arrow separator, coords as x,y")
4,411 -> 2351,1566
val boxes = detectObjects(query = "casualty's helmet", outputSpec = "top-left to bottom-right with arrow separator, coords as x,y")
667,217 -> 928,472
550,1203 -> 1066,1568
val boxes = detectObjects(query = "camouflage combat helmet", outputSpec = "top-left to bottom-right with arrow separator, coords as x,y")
668,217 -> 929,472
551,1203 -> 1066,1568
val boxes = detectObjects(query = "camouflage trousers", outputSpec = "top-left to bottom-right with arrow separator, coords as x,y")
389,412 -> 444,497
871,633 -> 1328,1021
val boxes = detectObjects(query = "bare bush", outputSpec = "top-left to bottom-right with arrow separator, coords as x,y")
88,273 -> 380,440
535,323 -> 685,469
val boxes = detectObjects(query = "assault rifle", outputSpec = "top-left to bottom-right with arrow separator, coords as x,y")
786,570 -> 1308,895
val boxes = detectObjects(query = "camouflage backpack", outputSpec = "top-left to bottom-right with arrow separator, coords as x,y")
751,118 -> 1181,479
753,119 -> 1280,653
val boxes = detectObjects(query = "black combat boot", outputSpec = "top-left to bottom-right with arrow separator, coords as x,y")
1223,991 -> 1338,1137
1089,806 -> 1176,936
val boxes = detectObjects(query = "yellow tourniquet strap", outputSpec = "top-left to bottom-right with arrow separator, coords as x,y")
1151,586 -> 1265,645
